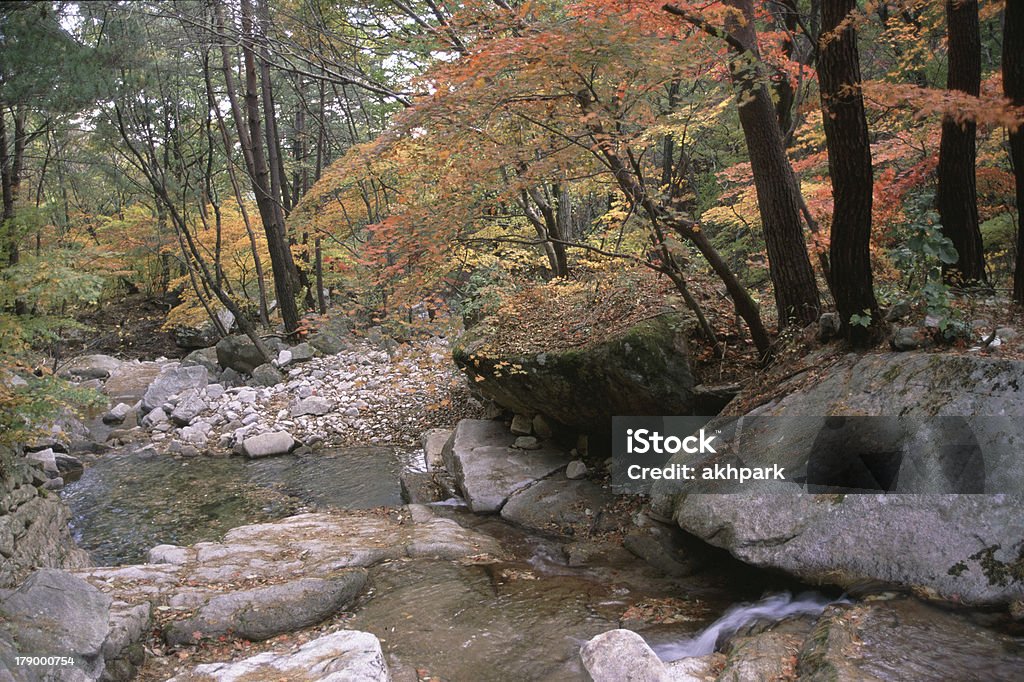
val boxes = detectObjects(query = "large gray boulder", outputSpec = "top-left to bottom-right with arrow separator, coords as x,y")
0,569 -> 112,679
453,313 -> 695,433
215,334 -> 266,374
167,630 -> 389,682
164,571 -> 366,645
442,420 -> 568,512
181,347 -> 220,375
141,365 -> 208,413
651,352 -> 1024,605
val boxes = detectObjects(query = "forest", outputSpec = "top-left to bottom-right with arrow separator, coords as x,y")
0,0 -> 1022,442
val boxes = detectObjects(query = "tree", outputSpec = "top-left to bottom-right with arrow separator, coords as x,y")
1007,0 -> 1024,304
665,0 -> 821,327
936,0 -> 986,285
818,0 -> 881,344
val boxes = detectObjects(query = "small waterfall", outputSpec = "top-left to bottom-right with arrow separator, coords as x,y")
652,591 -> 844,661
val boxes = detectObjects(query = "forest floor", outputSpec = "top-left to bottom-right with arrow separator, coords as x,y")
63,293 -> 184,361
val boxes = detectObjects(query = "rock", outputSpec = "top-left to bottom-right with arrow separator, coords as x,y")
53,453 -> 84,481
717,630 -> 803,681
565,459 -> 587,479
500,479 -> 612,533
42,477 -> 64,491
650,352 -> 1024,605
219,367 -> 243,387
241,431 -> 295,458
421,428 -> 452,469
513,435 -> 540,450
510,414 -> 533,435
400,471 -> 444,504
817,312 -> 840,342
102,600 -> 151,682
997,327 -> 1018,343
532,414 -> 554,439
24,448 -> 59,478
308,316 -> 355,355
797,599 -> 1024,680
290,396 -> 333,417
891,326 -> 930,351
623,527 -> 699,577
102,402 -> 133,425
580,629 -> 669,682
172,323 -> 218,350
59,354 -> 122,380
205,383 -> 225,400
884,301 -> 912,322
0,569 -> 112,679
148,544 -> 192,565
170,389 -> 207,426
181,347 -> 221,374
164,571 -> 366,645
442,419 -> 569,513
665,654 -> 726,682
215,334 -> 267,374
453,313 -> 695,434
289,342 -> 315,363
167,630 -> 389,682
249,363 -> 284,387
141,365 -> 208,413
141,407 -> 167,428
276,349 -> 293,367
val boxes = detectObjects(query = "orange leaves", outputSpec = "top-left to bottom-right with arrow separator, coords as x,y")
862,80 -> 1024,132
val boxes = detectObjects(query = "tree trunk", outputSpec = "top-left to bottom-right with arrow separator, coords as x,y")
724,0 -> 820,327
818,0 -> 881,345
239,0 -> 302,336
937,0 -> 986,284
1007,0 -> 1024,303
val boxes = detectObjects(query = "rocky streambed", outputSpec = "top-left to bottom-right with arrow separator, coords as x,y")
4,329 -> 1024,681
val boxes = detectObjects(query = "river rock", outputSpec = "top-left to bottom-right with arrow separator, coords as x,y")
215,334 -> 266,374
167,630 -> 389,682
500,479 -> 612,533
181,347 -> 220,375
164,571 -> 367,645
59,354 -> 121,380
565,459 -> 587,479
290,395 -> 333,417
580,629 -> 670,682
170,389 -> 207,426
102,402 -> 133,425
400,471 -> 444,504
442,419 -> 569,512
241,431 -> 295,458
650,352 -> 1024,605
289,342 -> 315,363
249,363 -> 283,387
24,448 -> 59,478
510,414 -> 532,435
141,365 -> 208,413
0,569 -> 112,679
422,428 -> 452,469
453,313 -> 695,434
276,349 -> 293,367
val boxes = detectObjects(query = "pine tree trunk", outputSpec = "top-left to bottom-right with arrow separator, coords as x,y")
1007,0 -> 1024,303
724,0 -> 820,327
818,0 -> 881,345
937,0 -> 986,284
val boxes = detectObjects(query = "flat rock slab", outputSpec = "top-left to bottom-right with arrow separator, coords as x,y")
167,630 -> 389,682
442,419 -> 569,512
164,571 -> 367,645
500,479 -> 612,533
77,508 -> 501,611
